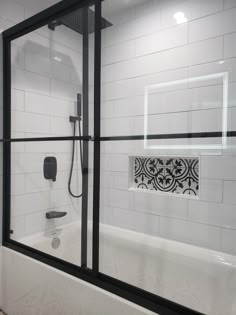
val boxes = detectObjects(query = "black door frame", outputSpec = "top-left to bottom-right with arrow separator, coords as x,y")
2,0 -> 205,314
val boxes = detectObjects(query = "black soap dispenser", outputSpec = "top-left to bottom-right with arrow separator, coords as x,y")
44,157 -> 57,182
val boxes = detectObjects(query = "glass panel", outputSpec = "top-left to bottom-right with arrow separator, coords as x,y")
10,139 -> 94,267
9,3 -> 95,269
100,1 -> 236,314
10,5 -> 94,139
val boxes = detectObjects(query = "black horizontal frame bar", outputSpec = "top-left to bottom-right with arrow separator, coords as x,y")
2,130 -> 236,144
0,136 -> 92,142
4,239 -> 203,315
100,131 -> 236,141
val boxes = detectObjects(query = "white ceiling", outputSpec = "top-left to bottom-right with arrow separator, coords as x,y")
102,0 -> 150,22
103,0 -> 149,13
15,0 -> 153,27
16,0 -> 60,13
16,0 -> 150,18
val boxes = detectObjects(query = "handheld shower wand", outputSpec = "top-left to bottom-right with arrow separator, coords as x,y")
68,93 -> 83,198
69,94 -> 82,123
77,93 -> 81,117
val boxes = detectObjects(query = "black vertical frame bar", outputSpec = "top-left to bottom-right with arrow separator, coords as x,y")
92,0 -> 101,274
2,37 -> 11,243
81,6 -> 89,268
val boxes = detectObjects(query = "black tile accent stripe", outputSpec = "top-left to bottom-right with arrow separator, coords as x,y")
133,156 -> 199,196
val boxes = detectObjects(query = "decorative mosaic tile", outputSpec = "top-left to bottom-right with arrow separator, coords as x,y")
133,156 -> 199,196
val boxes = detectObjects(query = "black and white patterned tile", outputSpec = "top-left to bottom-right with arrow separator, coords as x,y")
133,156 -> 199,196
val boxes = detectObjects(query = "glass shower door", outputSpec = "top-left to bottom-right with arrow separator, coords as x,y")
99,1 -> 236,315
8,3 -> 96,269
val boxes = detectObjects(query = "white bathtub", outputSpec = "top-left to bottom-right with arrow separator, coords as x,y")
13,221 -> 236,315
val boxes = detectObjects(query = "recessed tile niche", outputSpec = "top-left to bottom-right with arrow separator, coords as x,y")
130,156 -> 199,197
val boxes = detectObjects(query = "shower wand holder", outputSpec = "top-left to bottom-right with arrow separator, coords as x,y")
69,115 -> 81,123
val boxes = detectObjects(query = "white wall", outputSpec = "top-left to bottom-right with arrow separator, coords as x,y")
100,0 -> 236,255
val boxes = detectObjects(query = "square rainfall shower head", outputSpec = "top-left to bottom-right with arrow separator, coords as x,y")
48,8 -> 112,35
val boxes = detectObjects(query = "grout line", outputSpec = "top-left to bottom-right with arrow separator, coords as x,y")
222,180 -> 225,203
11,42 -> 234,98
102,5 -> 229,50
103,34 -> 225,67
101,81 -> 230,104
102,204 -> 236,232
102,57 -> 226,84
11,58 -> 236,105
12,65 -> 80,89
220,226 -> 223,252
12,107 -> 75,120
11,23 -> 83,57
100,105 -> 231,120
102,56 -> 236,87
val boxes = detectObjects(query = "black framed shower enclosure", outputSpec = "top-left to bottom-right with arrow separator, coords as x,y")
1,0 -> 204,315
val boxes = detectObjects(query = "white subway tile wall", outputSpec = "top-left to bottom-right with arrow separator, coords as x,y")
100,0 -> 236,255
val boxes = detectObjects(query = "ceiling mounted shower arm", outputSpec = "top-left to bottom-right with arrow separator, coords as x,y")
48,19 -> 62,30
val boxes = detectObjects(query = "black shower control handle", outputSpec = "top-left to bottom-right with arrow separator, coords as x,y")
44,157 -> 57,182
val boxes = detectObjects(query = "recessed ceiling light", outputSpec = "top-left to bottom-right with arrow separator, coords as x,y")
219,60 -> 225,65
173,12 -> 188,24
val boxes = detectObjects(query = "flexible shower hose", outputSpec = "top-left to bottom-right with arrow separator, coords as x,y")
68,120 -> 83,198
